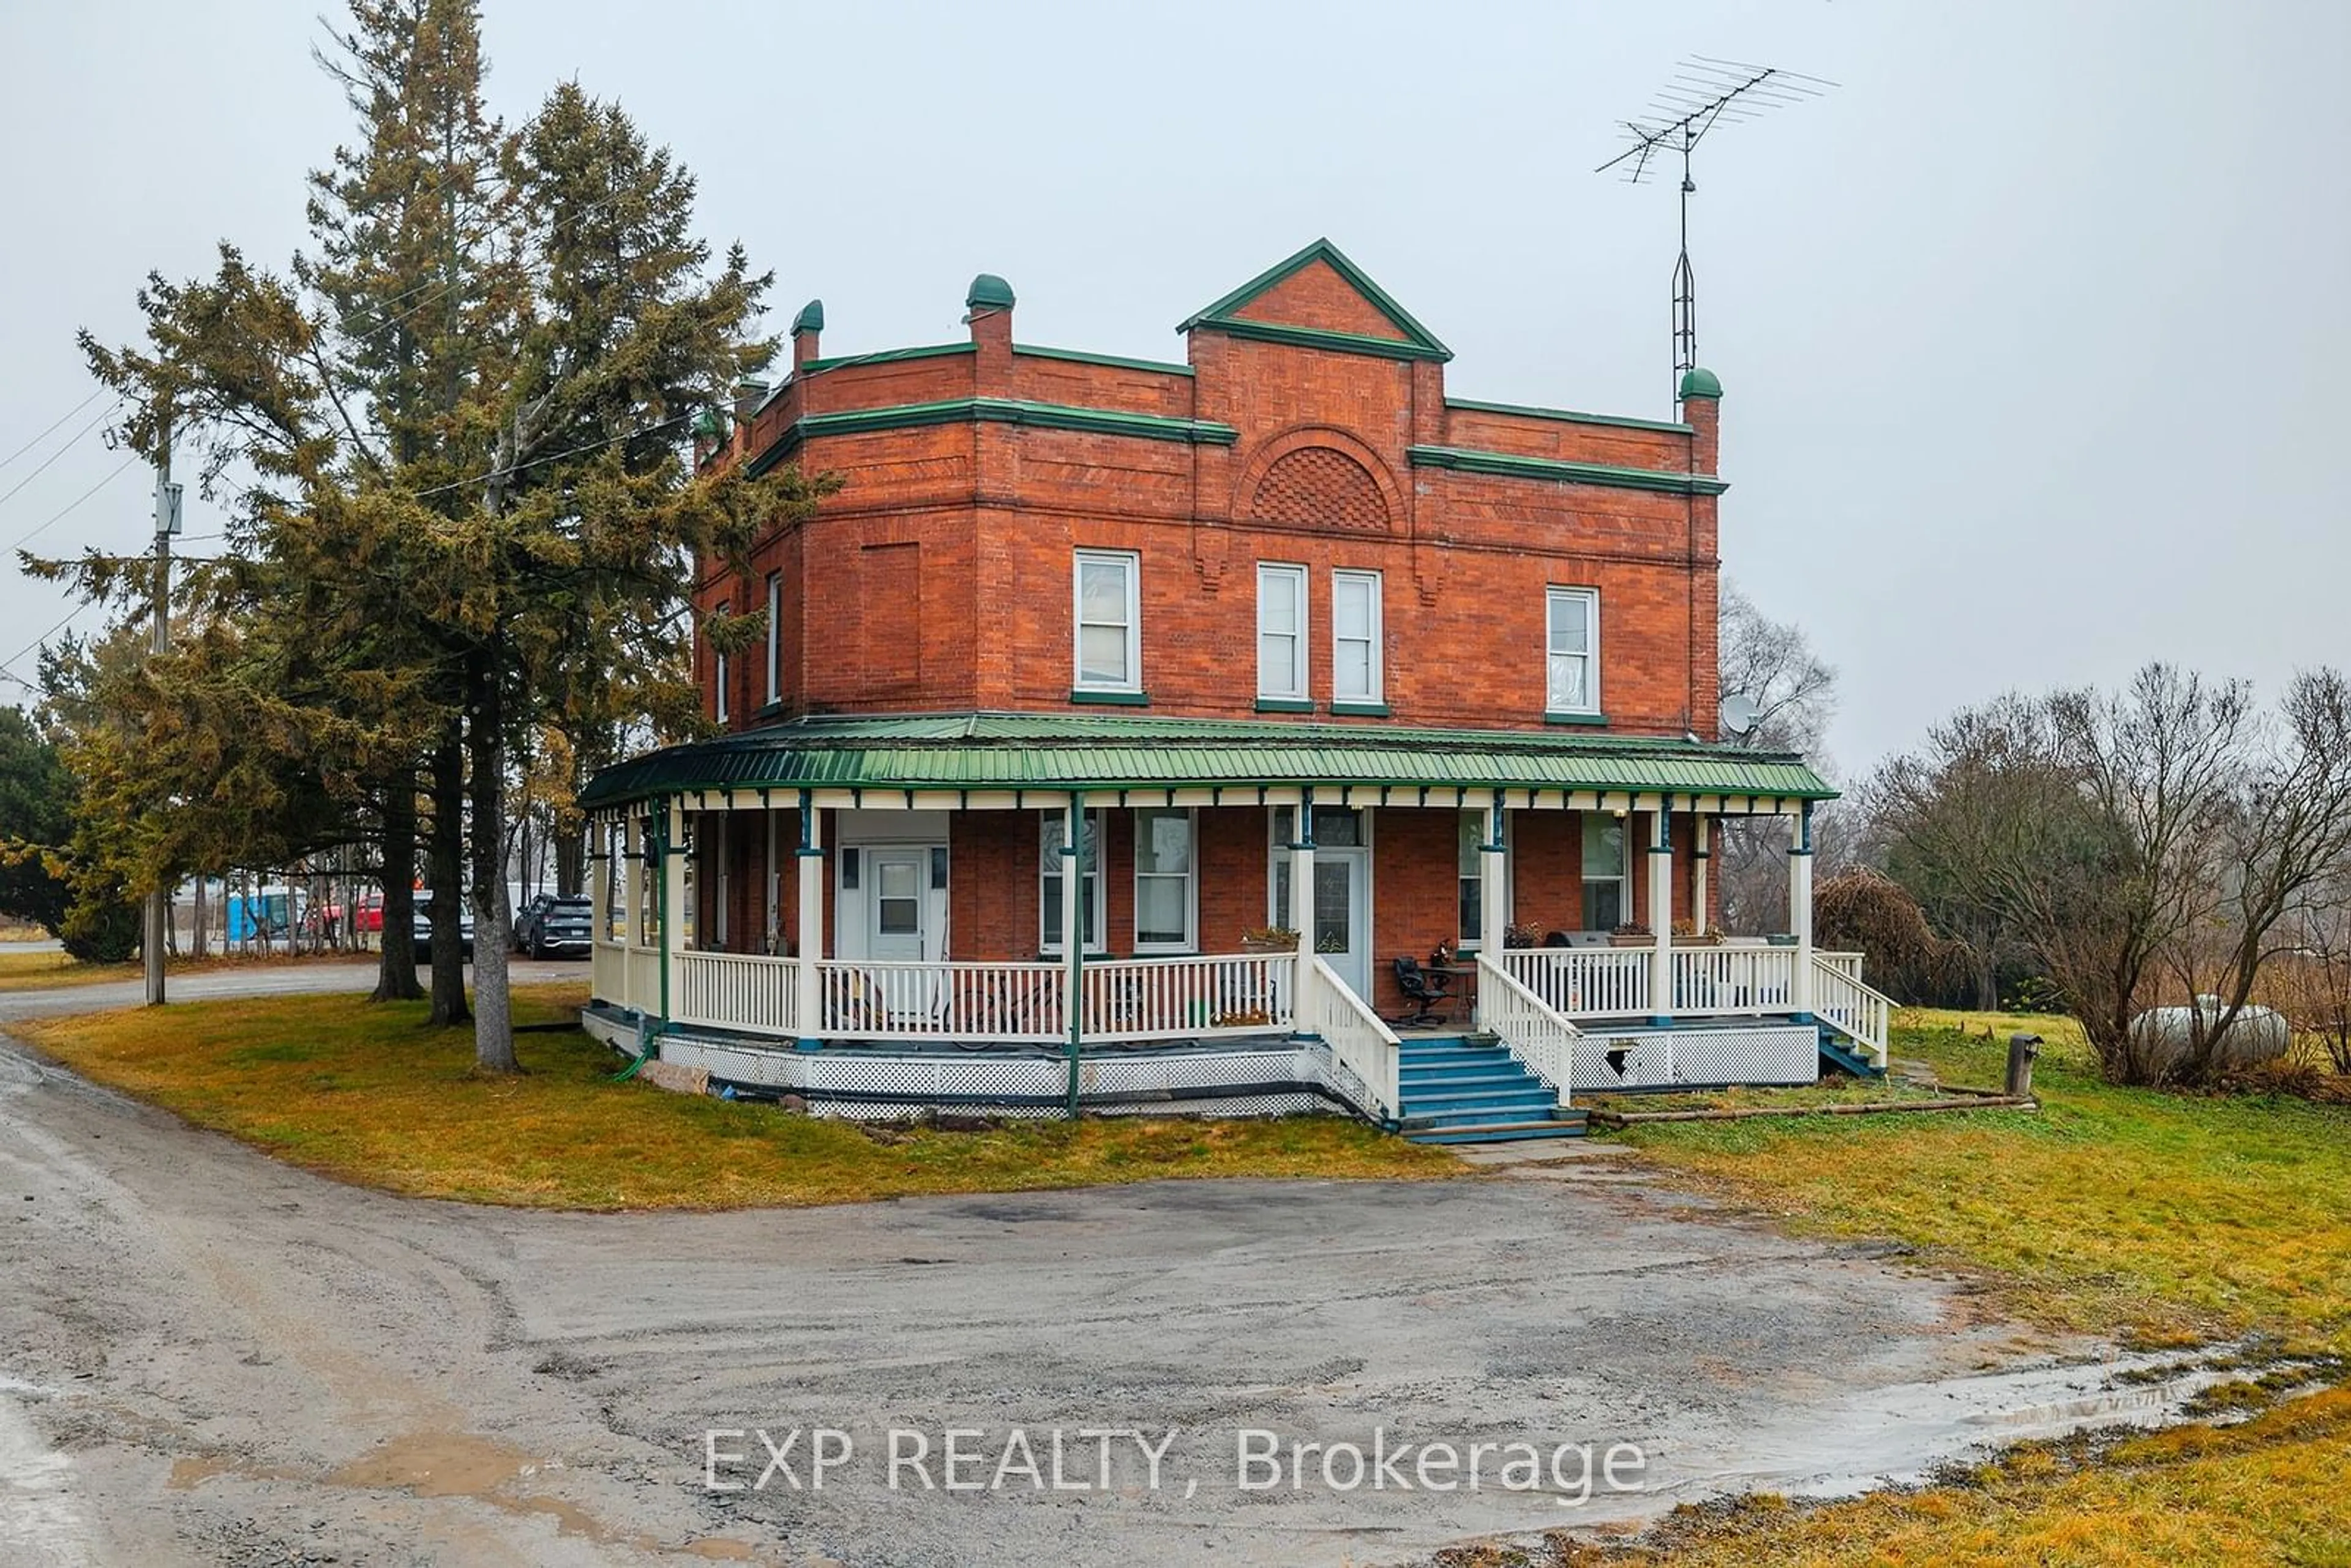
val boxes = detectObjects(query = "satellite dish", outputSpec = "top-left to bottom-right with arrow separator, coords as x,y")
1719,692 -> 1760,738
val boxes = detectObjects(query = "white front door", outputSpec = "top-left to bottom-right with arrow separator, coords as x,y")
1313,849 -> 1371,1001
867,848 -> 931,962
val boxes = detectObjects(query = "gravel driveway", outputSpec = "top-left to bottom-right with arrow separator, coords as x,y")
0,971 -> 2146,1567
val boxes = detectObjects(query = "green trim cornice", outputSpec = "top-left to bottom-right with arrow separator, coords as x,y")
1445,397 -> 1693,435
1179,238 -> 1451,359
1407,445 -> 1728,496
1016,344 -> 1194,377
748,397 -> 1240,474
1195,317 -> 1450,363
800,341 -> 975,373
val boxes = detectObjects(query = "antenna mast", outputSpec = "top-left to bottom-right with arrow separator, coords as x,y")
1597,56 -> 1835,411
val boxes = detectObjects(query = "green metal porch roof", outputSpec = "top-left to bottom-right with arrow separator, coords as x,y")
578,712 -> 1835,809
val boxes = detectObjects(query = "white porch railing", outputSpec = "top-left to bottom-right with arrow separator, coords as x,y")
1817,950 -> 1865,983
1812,955 -> 1892,1068
591,940 -> 627,1007
675,950 -> 799,1036
1496,946 -> 1651,1018
1303,954 -> 1400,1120
625,945 -> 662,1011
1669,945 -> 1798,1015
815,958 -> 1068,1044
1475,953 -> 1578,1105
1081,953 -> 1295,1042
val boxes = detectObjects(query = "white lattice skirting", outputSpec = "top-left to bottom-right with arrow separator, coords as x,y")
1569,1022 -> 1819,1091
583,1008 -> 1358,1120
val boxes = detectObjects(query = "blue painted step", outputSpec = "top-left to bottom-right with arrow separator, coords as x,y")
1817,1027 -> 1886,1079
1395,1034 -> 1584,1144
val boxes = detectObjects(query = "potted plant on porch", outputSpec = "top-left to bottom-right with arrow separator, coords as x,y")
1609,921 -> 1652,948
1240,925 -> 1299,954
1672,917 -> 1723,947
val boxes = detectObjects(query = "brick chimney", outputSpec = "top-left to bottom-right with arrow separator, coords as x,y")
1678,366 -> 1722,474
790,298 -> 825,373
966,272 -> 1014,392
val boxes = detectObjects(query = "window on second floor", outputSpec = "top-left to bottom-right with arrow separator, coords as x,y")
763,571 -> 781,705
1256,563 -> 1307,701
1332,570 -> 1382,703
713,600 -> 731,723
1073,550 -> 1140,692
1547,587 -> 1599,715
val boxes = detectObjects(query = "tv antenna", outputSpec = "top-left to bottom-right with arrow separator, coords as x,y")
1597,56 -> 1836,411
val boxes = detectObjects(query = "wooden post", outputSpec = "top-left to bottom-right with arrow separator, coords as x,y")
662,797 -> 688,1024
1289,798 -> 1319,1037
623,812 -> 645,1008
1790,803 -> 1816,1022
1062,792 -> 1086,1117
795,792 -> 823,1050
1478,794 -> 1508,1029
2006,1033 -> 2041,1097
1648,805 -> 1674,1025
1692,815 -> 1711,937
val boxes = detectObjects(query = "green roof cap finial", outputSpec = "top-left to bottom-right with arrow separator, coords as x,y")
1678,366 -> 1723,400
966,273 -> 1016,311
791,299 -> 825,337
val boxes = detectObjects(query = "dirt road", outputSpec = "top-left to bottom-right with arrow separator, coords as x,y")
0,972 -> 2172,1567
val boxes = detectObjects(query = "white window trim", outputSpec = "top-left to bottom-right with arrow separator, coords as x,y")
1266,806 -> 1374,928
1332,569 -> 1384,704
1072,549 -> 1142,693
763,571 -> 782,705
1131,807 -> 1198,954
1545,586 -> 1600,716
1255,562 -> 1308,702
713,601 -> 732,723
1040,809 -> 1109,955
1581,812 -> 1632,929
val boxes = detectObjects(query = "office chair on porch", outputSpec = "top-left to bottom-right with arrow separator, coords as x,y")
1389,956 -> 1455,1029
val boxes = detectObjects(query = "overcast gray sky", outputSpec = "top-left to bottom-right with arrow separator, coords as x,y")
2,1 -> 2344,772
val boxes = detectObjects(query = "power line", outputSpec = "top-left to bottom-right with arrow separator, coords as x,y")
0,602 -> 99,691
0,399 -> 124,509
9,452 -> 142,554
0,388 -> 110,474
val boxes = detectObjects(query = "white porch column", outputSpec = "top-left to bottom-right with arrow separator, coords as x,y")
1648,805 -> 1674,1024
1692,814 -> 1711,937
1477,794 -> 1508,1028
795,792 -> 823,1049
622,811 -> 645,1008
1288,798 -> 1320,1034
662,797 -> 689,1023
1790,803 -> 1816,1021
1061,792 -> 1086,1117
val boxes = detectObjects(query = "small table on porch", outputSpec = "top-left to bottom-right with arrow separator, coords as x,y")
1431,963 -> 1479,1023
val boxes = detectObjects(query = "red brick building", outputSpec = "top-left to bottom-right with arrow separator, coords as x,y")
580,241 -> 1873,1133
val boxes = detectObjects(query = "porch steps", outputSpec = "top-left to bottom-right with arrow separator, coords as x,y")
1395,1035 -> 1586,1145
1817,1027 -> 1886,1080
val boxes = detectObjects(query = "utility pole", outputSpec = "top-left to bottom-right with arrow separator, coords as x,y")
143,406 -> 179,1007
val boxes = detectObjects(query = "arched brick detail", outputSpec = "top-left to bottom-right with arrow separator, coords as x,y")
1249,446 -> 1388,532
1234,428 -> 1403,534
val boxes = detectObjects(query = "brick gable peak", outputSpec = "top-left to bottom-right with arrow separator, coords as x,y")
1177,238 -> 1452,362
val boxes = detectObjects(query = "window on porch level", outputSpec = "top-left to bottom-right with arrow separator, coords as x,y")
1256,563 -> 1306,701
1040,811 -> 1106,954
1458,811 -> 1485,948
1582,814 -> 1628,930
1134,808 -> 1196,952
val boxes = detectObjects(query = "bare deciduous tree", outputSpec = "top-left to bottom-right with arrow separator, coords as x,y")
1714,580 -> 1838,935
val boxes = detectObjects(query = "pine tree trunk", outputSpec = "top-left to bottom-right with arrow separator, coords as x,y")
469,664 -> 518,1074
427,724 -> 470,1026
554,827 -> 585,899
373,779 -> 422,1002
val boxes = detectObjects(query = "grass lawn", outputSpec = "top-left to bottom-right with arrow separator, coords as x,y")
11,983 -> 1451,1208
0,947 -> 380,993
1539,1008 -> 2351,1567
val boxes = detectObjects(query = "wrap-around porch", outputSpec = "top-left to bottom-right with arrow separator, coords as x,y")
578,716 -> 1887,1127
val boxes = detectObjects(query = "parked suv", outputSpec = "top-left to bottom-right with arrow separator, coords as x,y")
514,893 -> 594,959
411,893 -> 476,964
